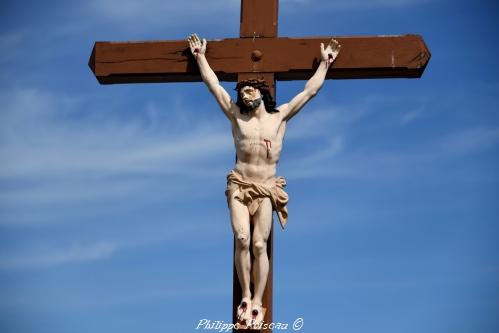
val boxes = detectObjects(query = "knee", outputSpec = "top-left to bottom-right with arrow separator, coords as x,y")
253,240 -> 267,256
236,234 -> 250,250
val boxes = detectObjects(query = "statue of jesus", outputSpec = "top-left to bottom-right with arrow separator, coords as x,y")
188,33 -> 340,328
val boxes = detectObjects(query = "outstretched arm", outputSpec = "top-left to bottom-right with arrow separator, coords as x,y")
187,33 -> 233,119
279,39 -> 341,122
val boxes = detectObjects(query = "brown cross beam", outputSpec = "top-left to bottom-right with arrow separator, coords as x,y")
88,0 -> 430,331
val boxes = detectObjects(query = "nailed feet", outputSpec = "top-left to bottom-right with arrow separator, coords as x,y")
237,297 -> 252,322
245,302 -> 264,329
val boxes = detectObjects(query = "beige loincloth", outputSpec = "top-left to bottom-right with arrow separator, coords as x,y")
225,170 -> 289,229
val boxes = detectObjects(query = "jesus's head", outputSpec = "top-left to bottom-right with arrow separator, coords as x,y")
235,79 -> 278,114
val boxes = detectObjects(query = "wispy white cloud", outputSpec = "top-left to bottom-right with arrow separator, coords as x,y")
0,241 -> 116,270
0,216 -> 227,271
286,125 -> 499,180
400,106 -> 425,125
0,87 -> 234,225
282,91 -> 499,180
0,88 -> 233,178
285,103 -> 372,140
0,31 -> 24,64
437,127 -> 499,155
86,0 -> 240,35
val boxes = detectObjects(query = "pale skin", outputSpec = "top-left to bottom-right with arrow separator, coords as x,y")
188,33 -> 340,327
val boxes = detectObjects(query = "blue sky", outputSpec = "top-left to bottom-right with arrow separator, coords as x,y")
0,0 -> 498,332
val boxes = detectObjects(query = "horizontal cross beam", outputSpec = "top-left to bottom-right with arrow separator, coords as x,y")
88,35 -> 430,84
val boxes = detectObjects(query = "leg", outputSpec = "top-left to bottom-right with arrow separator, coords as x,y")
248,198 -> 272,327
229,194 -> 252,320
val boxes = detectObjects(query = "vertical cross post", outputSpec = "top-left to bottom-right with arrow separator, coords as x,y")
233,1 -> 278,331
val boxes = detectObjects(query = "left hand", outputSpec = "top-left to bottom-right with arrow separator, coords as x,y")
320,38 -> 341,63
187,33 -> 207,59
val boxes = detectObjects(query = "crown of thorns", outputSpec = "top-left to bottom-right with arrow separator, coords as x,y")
235,79 -> 270,92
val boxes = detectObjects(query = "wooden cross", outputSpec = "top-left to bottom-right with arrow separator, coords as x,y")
88,0 -> 430,331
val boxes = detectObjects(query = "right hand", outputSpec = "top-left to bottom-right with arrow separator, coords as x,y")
320,38 -> 341,63
187,33 -> 207,58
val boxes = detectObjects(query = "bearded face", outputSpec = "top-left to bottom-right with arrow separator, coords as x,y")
240,86 -> 262,111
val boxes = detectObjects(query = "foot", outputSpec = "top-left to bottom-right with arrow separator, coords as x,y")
237,297 -> 251,322
245,302 -> 264,329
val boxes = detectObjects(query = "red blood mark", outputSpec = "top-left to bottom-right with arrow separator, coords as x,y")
264,139 -> 272,159
326,53 -> 333,68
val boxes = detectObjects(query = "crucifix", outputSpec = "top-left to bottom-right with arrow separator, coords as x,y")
88,0 -> 430,331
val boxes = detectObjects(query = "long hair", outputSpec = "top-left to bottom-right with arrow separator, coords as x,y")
235,79 -> 278,114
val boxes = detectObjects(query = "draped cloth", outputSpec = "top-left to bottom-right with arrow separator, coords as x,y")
225,170 -> 289,229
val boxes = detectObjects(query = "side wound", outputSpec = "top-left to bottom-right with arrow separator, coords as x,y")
264,139 -> 272,159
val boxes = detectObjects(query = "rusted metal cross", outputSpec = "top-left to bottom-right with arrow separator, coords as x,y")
88,0 -> 430,331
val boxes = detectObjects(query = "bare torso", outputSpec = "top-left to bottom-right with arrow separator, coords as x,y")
230,104 -> 286,183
